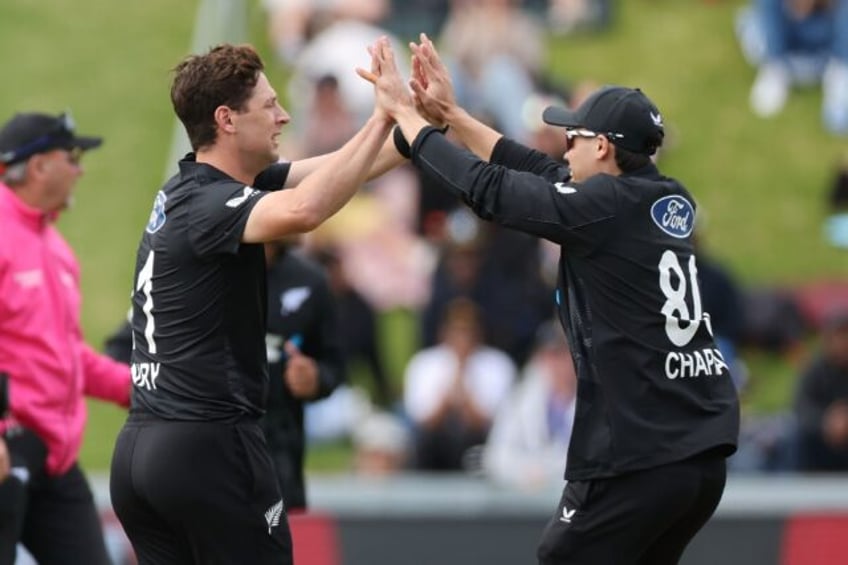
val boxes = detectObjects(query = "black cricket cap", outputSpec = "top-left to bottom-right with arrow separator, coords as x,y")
542,86 -> 664,156
0,112 -> 102,165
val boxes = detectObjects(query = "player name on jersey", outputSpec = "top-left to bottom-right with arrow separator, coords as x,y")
131,362 -> 160,391
664,347 -> 728,380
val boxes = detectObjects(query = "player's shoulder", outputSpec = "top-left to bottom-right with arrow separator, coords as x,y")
182,174 -> 267,218
552,174 -> 619,207
567,172 -> 619,194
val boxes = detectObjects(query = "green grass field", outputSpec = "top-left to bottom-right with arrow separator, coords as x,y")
1,0 -> 845,471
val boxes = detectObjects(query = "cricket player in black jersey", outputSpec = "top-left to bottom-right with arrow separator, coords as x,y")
370,36 -> 740,565
109,41 -> 403,564
262,238 -> 345,511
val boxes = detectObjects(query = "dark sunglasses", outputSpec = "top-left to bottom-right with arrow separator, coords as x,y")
64,146 -> 84,166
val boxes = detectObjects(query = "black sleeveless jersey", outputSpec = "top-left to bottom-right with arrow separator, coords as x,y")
128,155 -> 290,421
411,131 -> 739,480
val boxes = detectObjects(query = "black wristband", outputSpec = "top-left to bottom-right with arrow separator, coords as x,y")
393,125 -> 411,159
393,124 -> 449,159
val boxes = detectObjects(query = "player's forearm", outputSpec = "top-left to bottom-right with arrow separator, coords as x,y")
288,134 -> 402,188
394,106 -> 432,151
367,135 -> 406,180
297,115 -> 392,227
442,106 -> 502,162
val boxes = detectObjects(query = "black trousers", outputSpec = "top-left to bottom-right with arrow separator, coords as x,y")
110,416 -> 292,565
0,428 -> 110,565
537,451 -> 727,565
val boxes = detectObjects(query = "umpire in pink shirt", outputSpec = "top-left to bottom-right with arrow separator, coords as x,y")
0,111 -> 131,565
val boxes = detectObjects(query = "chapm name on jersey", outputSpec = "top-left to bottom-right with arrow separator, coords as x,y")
132,362 -> 160,390
665,347 -> 728,380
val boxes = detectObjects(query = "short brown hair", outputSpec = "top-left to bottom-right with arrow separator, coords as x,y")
170,43 -> 264,151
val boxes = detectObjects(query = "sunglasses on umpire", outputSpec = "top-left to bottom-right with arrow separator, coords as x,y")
564,128 -> 624,151
63,146 -> 84,166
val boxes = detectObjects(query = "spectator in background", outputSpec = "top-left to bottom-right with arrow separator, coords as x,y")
278,0 -> 410,130
404,298 -> 516,471
741,286 -> 808,361
483,321 -> 576,490
420,209 -> 486,347
0,111 -> 131,564
421,208 -> 554,367
300,74 -> 358,158
693,231 -> 748,390
262,237 -> 346,512
271,1 -> 428,320
547,0 -> 613,35
824,156 -> 848,248
737,0 -> 848,135
352,410 -> 412,476
521,91 -> 570,162
313,245 -> 393,406
385,0 -> 451,41
794,309 -> 848,471
439,0 -> 546,143
263,0 -> 390,65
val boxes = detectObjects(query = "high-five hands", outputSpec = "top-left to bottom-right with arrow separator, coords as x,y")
357,36 -> 414,121
357,34 -> 457,127
408,33 -> 457,128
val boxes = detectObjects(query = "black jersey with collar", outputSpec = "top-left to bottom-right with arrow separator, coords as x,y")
128,155 -> 290,422
410,130 -> 739,481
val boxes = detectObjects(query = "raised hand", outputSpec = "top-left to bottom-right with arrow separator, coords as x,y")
283,340 -> 320,399
409,33 -> 457,127
357,36 -> 414,121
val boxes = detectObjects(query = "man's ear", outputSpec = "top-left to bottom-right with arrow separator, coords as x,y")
597,135 -> 612,159
29,153 -> 51,176
214,105 -> 236,134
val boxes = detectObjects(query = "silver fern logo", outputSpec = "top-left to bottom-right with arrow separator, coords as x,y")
264,499 -> 284,535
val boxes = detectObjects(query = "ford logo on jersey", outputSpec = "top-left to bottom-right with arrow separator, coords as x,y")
650,195 -> 694,239
146,191 -> 167,234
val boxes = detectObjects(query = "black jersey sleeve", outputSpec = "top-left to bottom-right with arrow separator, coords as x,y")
188,181 -> 269,258
490,136 -> 571,183
411,127 -> 618,255
254,162 -> 291,191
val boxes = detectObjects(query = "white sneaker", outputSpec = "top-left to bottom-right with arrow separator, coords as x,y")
823,60 -> 848,136
750,63 -> 790,118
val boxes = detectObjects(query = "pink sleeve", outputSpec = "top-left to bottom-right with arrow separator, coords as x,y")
81,344 -> 132,407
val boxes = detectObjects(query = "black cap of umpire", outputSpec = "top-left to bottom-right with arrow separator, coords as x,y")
0,112 -> 102,166
542,86 -> 665,156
